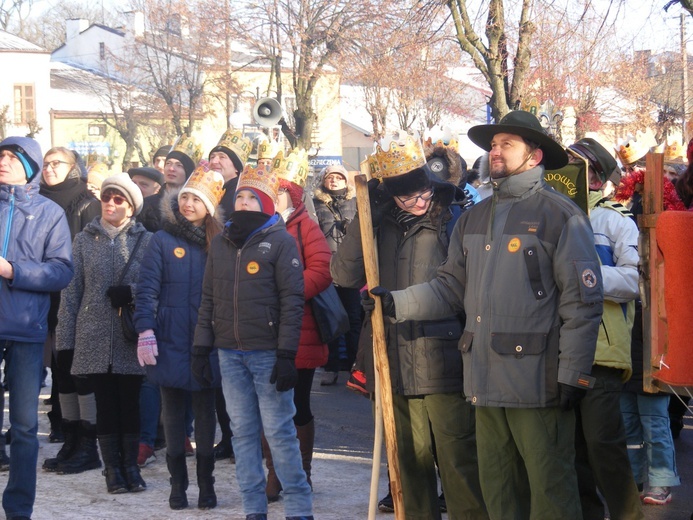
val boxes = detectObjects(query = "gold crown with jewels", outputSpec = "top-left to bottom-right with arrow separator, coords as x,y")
215,127 -> 252,165
171,133 -> 204,165
664,141 -> 685,163
237,162 -> 279,199
615,131 -> 654,166
370,130 -> 427,179
271,148 -> 309,188
182,166 -> 225,206
257,136 -> 282,162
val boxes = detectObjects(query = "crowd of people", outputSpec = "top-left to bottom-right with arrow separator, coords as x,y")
0,110 -> 691,520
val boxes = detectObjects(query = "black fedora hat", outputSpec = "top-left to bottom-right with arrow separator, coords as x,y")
467,111 -> 568,170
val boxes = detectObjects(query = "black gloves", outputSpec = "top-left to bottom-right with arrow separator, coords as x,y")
368,178 -> 393,226
559,383 -> 586,411
191,346 -> 214,388
360,286 -> 395,318
270,350 -> 298,392
106,285 -> 133,308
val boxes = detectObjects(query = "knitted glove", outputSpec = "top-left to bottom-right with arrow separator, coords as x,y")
559,383 -> 587,411
270,350 -> 298,392
192,346 -> 214,388
105,285 -> 133,308
137,331 -> 158,366
370,286 -> 396,318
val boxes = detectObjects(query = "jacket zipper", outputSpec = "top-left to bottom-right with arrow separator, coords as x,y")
1,187 -> 15,257
110,235 -> 116,368
233,249 -> 243,348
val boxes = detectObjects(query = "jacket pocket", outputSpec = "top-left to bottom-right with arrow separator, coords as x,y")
459,329 -> 473,353
421,319 -> 463,340
265,307 -> 279,339
490,332 -> 547,357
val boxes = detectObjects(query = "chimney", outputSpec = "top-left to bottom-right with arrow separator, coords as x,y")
125,10 -> 145,39
66,19 -> 89,41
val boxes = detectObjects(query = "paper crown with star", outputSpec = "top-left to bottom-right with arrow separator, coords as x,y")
271,148 -> 309,188
368,130 -> 427,179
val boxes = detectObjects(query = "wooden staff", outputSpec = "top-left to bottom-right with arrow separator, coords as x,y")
354,167 -> 404,520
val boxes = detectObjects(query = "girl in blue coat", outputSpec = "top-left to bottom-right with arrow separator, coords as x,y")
134,166 -> 225,510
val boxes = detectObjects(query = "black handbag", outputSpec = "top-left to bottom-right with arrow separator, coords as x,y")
117,233 -> 145,343
296,222 -> 350,344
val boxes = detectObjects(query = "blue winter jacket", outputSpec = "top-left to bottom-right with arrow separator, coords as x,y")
0,183 -> 73,343
134,199 -> 221,390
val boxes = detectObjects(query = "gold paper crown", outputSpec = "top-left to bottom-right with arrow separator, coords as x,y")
424,136 -> 460,151
664,141 -> 684,163
237,163 -> 279,200
181,166 -> 225,208
615,138 -> 649,166
370,130 -> 427,179
215,128 -> 251,165
257,136 -> 281,162
87,162 -> 110,188
172,133 -> 204,165
424,126 -> 459,151
271,148 -> 309,188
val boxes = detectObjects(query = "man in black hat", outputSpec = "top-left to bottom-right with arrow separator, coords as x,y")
152,145 -> 172,174
567,138 -> 644,518
370,112 -> 604,519
128,166 -> 164,198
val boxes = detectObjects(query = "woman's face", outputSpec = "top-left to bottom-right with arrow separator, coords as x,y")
323,173 -> 347,191
42,152 -> 74,186
276,187 -> 292,214
100,189 -> 133,227
234,189 -> 262,212
179,192 -> 208,227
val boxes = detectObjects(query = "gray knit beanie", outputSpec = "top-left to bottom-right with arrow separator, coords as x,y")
101,173 -> 144,216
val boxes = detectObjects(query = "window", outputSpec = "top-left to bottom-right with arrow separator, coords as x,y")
13,84 -> 35,125
99,42 -> 105,60
88,124 -> 106,137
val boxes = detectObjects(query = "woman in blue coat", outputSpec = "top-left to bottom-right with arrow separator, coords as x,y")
134,167 -> 224,510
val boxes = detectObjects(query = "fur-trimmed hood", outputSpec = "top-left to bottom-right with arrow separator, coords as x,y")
424,142 -> 467,186
313,168 -> 356,205
159,187 -> 225,231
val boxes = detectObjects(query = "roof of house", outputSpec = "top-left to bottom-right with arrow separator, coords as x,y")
0,28 -> 46,52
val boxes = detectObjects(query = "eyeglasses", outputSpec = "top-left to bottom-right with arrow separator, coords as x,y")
42,160 -> 71,171
278,187 -> 289,195
100,193 -> 128,205
395,188 -> 434,208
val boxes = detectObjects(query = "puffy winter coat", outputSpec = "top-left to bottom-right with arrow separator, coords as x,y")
134,196 -> 222,390
392,166 -> 604,408
57,217 -> 151,376
331,180 -> 465,396
194,214 -> 304,354
0,183 -> 73,343
284,203 -> 332,369
313,176 -> 357,253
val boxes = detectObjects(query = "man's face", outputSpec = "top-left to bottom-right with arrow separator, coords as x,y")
393,187 -> 434,216
164,158 -> 187,187
209,151 -> 238,182
489,133 -> 542,179
0,149 -> 28,185
153,156 -> 167,174
131,175 -> 161,197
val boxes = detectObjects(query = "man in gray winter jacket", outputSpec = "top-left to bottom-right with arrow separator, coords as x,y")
371,112 -> 604,520
0,136 -> 73,520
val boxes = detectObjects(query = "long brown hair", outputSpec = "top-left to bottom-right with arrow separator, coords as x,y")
204,213 -> 223,251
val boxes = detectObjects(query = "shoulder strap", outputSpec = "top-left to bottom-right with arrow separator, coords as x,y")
117,232 -> 145,285
596,198 -> 633,218
295,221 -> 306,266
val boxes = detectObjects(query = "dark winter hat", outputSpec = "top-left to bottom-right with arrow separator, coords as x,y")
0,136 -> 43,181
153,145 -> 172,160
236,164 -> 278,216
467,111 -> 568,170
101,173 -> 144,216
166,134 -> 203,179
210,128 -> 252,174
568,138 -> 618,184
424,142 -> 468,186
382,167 -> 431,197
128,166 -> 165,187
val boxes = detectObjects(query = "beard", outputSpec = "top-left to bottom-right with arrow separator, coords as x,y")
490,162 -> 510,179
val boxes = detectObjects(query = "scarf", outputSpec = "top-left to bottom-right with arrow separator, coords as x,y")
39,177 -> 86,211
226,211 -> 271,247
325,187 -> 348,199
393,206 -> 425,231
163,199 -> 207,247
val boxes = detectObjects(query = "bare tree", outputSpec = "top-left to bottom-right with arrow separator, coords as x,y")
0,0 -> 34,33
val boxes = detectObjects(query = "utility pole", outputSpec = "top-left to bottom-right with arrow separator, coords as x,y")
682,12 -> 689,144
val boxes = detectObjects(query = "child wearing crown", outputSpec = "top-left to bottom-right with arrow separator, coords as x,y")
192,164 -> 313,520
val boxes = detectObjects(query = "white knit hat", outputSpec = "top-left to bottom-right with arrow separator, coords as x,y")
100,173 -> 144,216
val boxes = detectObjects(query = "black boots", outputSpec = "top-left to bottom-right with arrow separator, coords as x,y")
98,434 -> 128,494
121,433 -> 147,492
56,421 -> 101,474
196,453 -> 217,509
167,454 -> 188,510
43,420 -> 79,472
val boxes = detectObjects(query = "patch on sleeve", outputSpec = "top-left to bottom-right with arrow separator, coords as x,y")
574,260 -> 602,303
291,258 -> 300,268
581,268 -> 597,288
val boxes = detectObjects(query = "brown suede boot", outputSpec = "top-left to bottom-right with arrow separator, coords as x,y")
261,434 -> 282,502
296,419 -> 315,489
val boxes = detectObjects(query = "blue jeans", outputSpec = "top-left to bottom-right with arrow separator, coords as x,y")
218,349 -> 312,517
620,391 -> 681,487
139,378 -> 160,447
0,340 -> 44,519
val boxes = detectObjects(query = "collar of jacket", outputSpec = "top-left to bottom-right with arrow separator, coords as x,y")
493,165 -> 545,199
0,183 -> 34,202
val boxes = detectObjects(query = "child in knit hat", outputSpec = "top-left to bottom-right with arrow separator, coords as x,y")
192,163 -> 314,519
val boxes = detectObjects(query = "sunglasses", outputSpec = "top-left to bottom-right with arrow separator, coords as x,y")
100,193 -> 128,205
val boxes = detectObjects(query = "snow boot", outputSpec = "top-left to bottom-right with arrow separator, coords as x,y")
56,421 -> 101,474
196,453 -> 217,509
122,433 -> 147,492
98,434 -> 128,494
43,420 -> 79,472
167,454 -> 188,509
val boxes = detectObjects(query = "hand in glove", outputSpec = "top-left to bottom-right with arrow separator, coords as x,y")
360,289 -> 375,318
559,383 -> 587,411
106,285 -> 133,308
192,346 -> 214,388
370,286 -> 396,318
270,350 -> 298,392
368,178 -> 393,226
137,330 -> 158,366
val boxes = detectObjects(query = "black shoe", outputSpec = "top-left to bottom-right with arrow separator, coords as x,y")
378,491 -> 394,513
213,440 -> 234,461
0,450 -> 9,471
439,491 -> 447,513
48,429 -> 64,444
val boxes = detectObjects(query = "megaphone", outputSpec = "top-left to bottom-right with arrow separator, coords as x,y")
253,97 -> 283,128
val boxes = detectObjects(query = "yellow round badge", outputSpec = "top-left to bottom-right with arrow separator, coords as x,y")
247,261 -> 259,275
507,237 -> 521,253
174,247 -> 186,258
